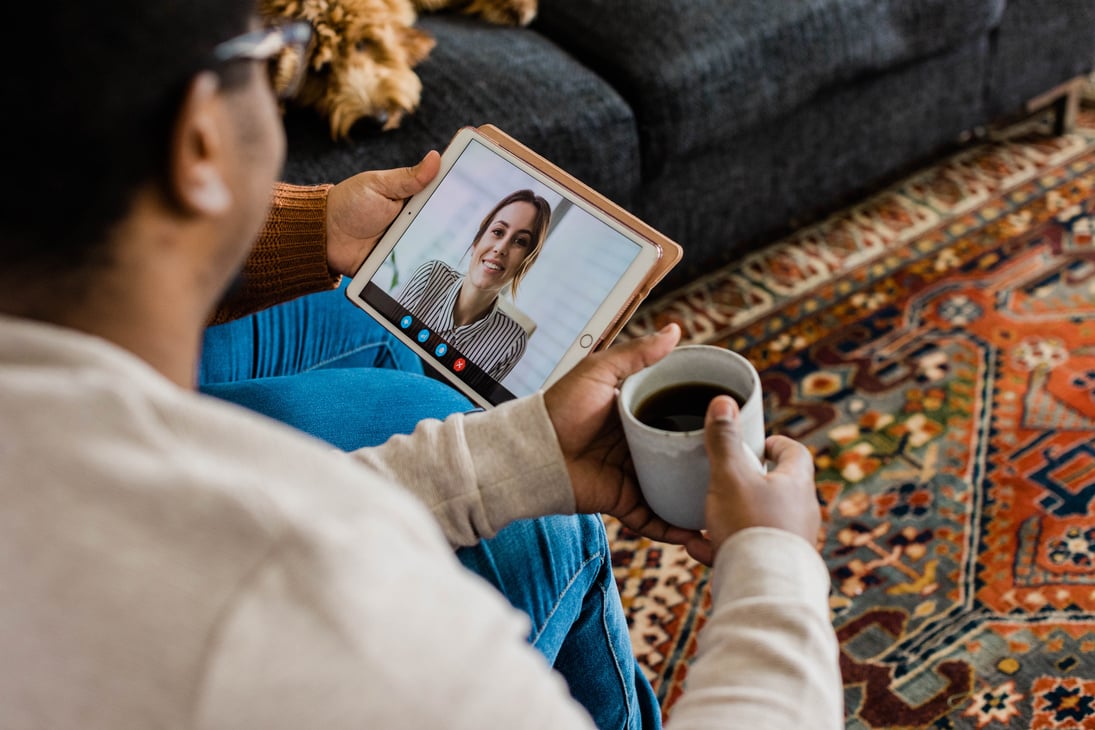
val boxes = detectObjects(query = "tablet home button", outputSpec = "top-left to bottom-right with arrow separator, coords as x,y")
580,334 -> 594,348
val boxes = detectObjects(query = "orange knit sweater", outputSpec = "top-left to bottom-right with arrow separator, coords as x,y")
209,183 -> 338,326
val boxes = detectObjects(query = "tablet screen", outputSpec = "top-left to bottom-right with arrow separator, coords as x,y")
349,131 -> 655,407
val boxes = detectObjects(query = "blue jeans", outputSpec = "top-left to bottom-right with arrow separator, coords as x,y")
198,282 -> 661,730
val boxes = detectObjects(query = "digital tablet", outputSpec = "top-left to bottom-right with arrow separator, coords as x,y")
344,125 -> 681,409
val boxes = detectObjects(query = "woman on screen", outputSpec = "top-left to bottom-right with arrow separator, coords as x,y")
396,189 -> 552,380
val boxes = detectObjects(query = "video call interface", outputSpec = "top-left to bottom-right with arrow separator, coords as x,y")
362,284 -> 512,401
356,137 -> 644,407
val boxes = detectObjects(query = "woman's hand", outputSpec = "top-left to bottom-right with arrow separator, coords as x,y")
324,151 -> 441,277
542,324 -> 712,562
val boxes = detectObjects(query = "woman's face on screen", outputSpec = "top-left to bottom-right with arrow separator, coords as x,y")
467,201 -> 537,293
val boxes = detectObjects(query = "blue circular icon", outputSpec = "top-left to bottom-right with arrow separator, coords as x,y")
434,343 -> 448,357
400,315 -> 413,329
417,328 -> 430,343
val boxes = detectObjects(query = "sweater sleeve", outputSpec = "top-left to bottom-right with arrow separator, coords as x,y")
348,393 -> 576,547
665,528 -> 845,729
208,183 -> 341,326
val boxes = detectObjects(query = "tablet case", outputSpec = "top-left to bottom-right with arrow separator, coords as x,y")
475,124 -> 682,348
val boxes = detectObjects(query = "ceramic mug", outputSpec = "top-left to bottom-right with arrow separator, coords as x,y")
617,345 -> 765,530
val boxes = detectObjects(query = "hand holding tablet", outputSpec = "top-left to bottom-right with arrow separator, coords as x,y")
344,125 -> 681,409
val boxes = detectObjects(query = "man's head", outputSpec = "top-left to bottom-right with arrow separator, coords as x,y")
0,1 -> 296,314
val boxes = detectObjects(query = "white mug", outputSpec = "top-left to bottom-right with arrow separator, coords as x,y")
616,345 -> 766,530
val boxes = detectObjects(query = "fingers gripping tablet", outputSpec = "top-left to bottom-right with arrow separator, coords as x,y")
344,125 -> 681,409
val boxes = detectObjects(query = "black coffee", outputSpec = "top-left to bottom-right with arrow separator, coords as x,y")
633,382 -> 746,432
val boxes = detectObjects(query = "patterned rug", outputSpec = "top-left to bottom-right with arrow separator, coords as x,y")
613,104 -> 1095,728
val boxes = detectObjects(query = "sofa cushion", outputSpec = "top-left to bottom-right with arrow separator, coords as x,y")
281,15 -> 641,209
534,0 -> 1006,172
987,0 -> 1095,117
648,36 -> 991,292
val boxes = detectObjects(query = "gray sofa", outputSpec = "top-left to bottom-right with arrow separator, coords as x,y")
281,0 -> 1095,294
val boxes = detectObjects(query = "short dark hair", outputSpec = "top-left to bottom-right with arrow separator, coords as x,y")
0,0 -> 256,276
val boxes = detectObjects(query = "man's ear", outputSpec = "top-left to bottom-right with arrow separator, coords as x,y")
168,71 -> 232,215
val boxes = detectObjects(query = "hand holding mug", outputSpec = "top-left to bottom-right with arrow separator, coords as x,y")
702,396 -> 820,553
542,324 -> 705,551
616,345 -> 766,530
616,343 -> 821,561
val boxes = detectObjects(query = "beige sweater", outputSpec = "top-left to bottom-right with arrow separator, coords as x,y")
0,185 -> 843,727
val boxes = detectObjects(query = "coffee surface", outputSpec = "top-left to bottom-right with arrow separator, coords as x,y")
634,382 -> 745,432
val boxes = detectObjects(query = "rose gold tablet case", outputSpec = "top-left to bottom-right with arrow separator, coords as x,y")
475,124 -> 682,349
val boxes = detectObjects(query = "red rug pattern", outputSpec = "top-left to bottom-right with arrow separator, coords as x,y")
612,107 -> 1095,727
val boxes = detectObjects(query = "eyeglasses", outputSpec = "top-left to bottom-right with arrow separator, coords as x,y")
213,21 -> 313,101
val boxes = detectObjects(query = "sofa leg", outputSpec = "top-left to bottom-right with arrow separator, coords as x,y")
1024,75 -> 1086,135
981,74 -> 1088,143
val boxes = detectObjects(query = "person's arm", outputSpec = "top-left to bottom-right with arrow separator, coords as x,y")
209,153 -> 442,326
666,529 -> 842,729
350,392 -> 577,547
352,325 -> 703,551
208,184 -> 338,326
194,446 -> 837,730
350,323 -> 843,726
662,396 -> 843,728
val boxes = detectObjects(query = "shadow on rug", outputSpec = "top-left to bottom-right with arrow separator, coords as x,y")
614,105 -> 1095,728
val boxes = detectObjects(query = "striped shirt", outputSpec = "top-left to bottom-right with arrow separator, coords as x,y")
395,260 -> 528,381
